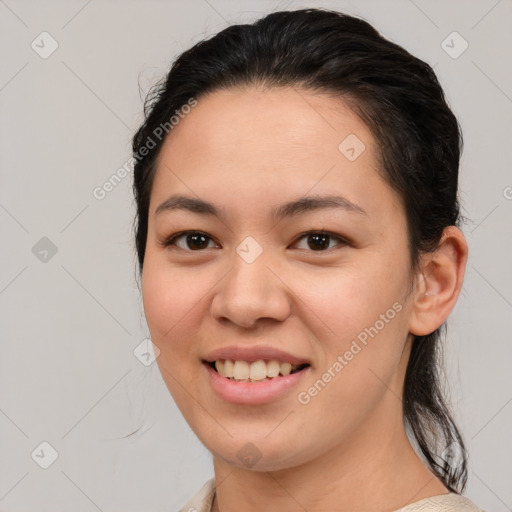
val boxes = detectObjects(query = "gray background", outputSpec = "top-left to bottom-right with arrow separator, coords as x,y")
0,0 -> 511,510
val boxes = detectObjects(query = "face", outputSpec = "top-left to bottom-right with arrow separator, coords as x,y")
142,86 -> 417,471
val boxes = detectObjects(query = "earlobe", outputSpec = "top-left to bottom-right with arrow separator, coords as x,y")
409,226 -> 468,336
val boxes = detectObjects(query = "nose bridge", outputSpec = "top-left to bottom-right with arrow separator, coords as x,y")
211,238 -> 290,327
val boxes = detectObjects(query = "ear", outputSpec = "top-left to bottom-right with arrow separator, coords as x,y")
408,226 -> 468,336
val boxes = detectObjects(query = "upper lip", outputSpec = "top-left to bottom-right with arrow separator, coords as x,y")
203,345 -> 311,365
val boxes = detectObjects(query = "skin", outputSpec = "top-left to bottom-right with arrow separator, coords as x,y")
141,86 -> 468,512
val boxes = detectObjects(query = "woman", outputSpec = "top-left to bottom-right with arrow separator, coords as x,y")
131,8 -> 484,512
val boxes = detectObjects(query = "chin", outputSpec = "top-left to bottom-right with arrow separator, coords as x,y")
206,433 -> 316,473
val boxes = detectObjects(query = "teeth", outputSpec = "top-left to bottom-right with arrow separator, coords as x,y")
213,359 -> 304,381
267,360 -> 280,378
224,360 -> 233,376
233,360 -> 250,380
215,360 -> 224,374
249,360 -> 267,380
280,362 -> 292,375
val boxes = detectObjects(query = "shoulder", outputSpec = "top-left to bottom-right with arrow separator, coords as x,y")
394,492 -> 486,512
178,478 -> 216,512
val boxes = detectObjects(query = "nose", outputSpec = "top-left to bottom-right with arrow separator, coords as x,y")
210,252 -> 292,329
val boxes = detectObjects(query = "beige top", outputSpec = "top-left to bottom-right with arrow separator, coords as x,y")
178,478 -> 485,512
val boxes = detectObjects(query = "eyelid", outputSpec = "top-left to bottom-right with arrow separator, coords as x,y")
161,230 -> 219,249
292,230 -> 351,246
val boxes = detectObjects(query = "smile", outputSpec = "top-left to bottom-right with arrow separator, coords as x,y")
209,359 -> 309,382
202,360 -> 311,405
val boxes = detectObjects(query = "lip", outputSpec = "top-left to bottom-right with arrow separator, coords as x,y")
202,345 -> 311,365
202,361 -> 311,405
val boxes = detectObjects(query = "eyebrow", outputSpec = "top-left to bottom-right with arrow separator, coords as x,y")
154,194 -> 368,221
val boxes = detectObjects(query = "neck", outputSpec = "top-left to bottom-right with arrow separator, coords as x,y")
211,394 -> 448,512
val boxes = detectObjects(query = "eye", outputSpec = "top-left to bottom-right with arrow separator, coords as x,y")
162,230 -> 349,252
292,230 -> 349,251
162,231 -> 218,251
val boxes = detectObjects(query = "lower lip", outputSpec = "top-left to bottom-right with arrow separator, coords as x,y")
202,362 -> 311,405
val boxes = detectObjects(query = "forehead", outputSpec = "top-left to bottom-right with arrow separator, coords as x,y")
149,86 -> 403,224
159,86 -> 374,164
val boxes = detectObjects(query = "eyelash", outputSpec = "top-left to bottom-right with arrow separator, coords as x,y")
161,230 -> 350,252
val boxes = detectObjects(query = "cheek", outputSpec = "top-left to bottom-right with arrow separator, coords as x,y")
141,258 -> 207,348
293,258 -> 409,386
141,260 -> 208,410
296,260 -> 404,337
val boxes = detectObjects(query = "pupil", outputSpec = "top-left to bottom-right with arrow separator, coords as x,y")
308,233 -> 329,250
188,233 -> 209,250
